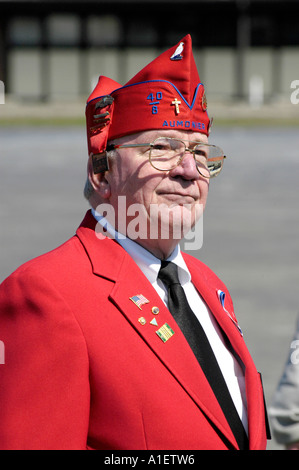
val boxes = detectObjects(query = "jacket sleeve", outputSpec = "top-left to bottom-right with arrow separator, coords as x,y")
269,315 -> 299,446
0,268 -> 90,450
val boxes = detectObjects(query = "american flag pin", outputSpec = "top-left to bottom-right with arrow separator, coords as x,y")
130,294 -> 150,310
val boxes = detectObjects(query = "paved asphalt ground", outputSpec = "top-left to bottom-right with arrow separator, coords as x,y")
0,122 -> 299,450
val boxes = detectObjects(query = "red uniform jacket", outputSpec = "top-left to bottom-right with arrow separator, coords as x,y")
0,210 -> 268,450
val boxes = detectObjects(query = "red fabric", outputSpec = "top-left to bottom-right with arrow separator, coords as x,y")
86,35 -> 211,157
85,76 -> 120,156
0,211 -> 268,450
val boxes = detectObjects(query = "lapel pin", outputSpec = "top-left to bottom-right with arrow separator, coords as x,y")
138,317 -> 147,325
151,306 -> 159,315
156,323 -> 175,343
150,318 -> 158,326
217,290 -> 243,336
130,294 -> 150,310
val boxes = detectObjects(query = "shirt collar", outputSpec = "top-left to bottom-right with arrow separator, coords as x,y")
91,208 -> 191,286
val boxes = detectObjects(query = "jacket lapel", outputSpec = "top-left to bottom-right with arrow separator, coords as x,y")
110,255 -> 238,448
184,254 -> 265,449
76,211 -> 239,448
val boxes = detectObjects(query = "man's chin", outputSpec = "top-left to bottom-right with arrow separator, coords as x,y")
149,208 -> 198,241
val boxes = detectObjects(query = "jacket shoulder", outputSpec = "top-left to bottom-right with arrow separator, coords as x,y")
182,252 -> 228,290
0,234 -> 86,288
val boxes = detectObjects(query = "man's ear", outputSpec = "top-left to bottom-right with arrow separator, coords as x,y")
87,153 -> 111,200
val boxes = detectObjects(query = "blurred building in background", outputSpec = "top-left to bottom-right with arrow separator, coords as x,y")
0,0 -> 298,104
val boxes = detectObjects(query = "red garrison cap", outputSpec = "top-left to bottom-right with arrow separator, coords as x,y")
86,34 -> 211,159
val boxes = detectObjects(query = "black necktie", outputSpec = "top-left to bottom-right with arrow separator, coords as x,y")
158,260 -> 248,450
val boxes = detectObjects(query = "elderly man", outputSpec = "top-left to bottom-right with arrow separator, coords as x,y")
0,35 -> 269,450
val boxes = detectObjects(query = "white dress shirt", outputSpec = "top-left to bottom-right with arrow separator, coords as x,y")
92,208 -> 248,432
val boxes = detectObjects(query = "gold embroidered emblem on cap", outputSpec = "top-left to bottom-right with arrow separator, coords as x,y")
171,98 -> 181,115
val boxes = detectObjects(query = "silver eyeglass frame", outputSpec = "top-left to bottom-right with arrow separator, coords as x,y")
107,137 -> 226,178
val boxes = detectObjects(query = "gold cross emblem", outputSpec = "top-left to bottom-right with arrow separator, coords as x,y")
171,98 -> 181,115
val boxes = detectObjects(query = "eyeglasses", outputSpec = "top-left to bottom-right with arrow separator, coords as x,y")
107,137 -> 226,178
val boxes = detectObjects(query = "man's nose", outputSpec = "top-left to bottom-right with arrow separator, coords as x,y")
168,152 -> 199,180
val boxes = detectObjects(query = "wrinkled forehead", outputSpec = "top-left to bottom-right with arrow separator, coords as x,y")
109,129 -> 209,147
